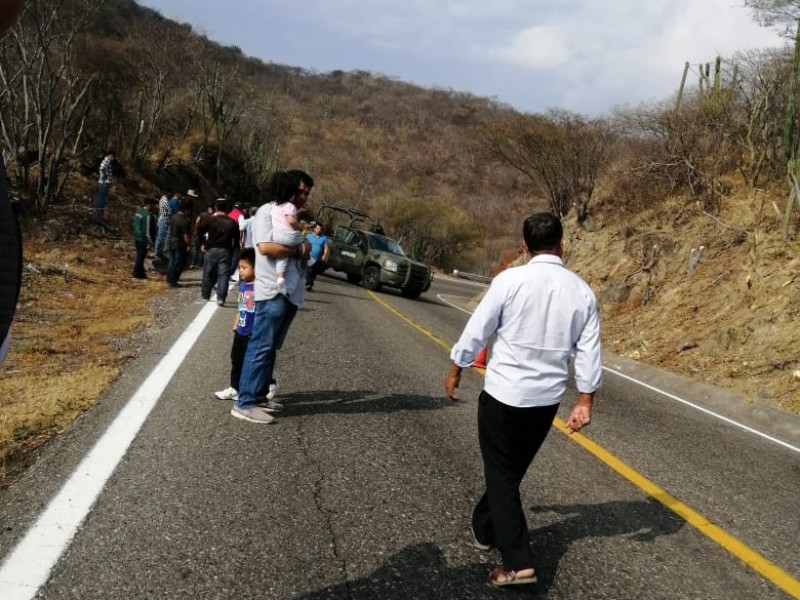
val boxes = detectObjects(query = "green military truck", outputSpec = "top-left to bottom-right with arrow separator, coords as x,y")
314,204 -> 432,299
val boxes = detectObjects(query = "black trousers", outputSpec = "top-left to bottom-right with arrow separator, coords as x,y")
305,260 -> 326,289
166,247 -> 187,285
230,331 -> 250,391
472,390 -> 559,571
132,240 -> 148,278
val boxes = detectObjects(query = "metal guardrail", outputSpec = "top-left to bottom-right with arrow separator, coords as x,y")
451,269 -> 492,283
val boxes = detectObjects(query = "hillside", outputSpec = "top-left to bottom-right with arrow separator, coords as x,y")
569,189 -> 799,413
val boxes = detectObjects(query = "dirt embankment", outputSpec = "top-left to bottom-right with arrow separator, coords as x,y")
566,195 -> 799,414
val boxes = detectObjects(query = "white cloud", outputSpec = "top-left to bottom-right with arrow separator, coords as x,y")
488,25 -> 570,69
470,0 -> 785,112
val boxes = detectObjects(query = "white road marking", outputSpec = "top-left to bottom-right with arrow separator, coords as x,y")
437,294 -> 475,315
0,302 -> 218,600
604,365 -> 800,455
440,294 -> 800,456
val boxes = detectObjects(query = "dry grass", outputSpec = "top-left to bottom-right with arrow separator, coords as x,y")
0,238 -> 162,481
568,187 -> 800,414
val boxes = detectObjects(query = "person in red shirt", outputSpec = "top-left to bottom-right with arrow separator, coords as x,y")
227,201 -> 245,281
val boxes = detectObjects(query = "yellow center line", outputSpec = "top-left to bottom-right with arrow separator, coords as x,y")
367,290 -> 800,599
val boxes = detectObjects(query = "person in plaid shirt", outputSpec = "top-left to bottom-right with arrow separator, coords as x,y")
93,150 -> 115,220
154,191 -> 173,262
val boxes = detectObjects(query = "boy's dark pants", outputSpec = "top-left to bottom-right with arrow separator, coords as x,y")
230,331 -> 250,391
471,390 -> 559,571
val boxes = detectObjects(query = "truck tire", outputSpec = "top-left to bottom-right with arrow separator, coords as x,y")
362,265 -> 381,291
346,273 -> 362,285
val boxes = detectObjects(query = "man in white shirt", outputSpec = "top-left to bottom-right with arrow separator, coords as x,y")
446,212 -> 602,587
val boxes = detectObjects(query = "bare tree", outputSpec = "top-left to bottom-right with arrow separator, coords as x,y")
484,110 -> 612,223
745,0 -> 800,28
130,57 -> 168,163
201,66 -> 247,186
732,48 -> 789,190
0,0 -> 103,209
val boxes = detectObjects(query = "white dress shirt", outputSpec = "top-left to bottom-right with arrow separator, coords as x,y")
450,254 -> 602,407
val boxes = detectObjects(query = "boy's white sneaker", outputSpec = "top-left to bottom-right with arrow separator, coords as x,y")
214,387 -> 238,400
267,382 -> 279,400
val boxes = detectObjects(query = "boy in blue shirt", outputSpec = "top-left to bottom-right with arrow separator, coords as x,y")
214,248 -> 256,401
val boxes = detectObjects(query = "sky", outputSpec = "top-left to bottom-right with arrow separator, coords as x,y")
139,0 -> 786,116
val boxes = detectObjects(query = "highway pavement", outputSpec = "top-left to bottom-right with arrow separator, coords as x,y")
1,270 -> 798,599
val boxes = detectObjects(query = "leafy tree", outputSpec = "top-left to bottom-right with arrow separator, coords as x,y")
376,193 -> 481,269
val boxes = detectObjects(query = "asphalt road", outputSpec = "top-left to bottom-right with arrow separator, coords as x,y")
1,270 -> 798,599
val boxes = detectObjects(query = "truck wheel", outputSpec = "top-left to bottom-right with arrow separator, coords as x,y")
362,265 -> 381,291
346,273 -> 362,285
401,288 -> 422,299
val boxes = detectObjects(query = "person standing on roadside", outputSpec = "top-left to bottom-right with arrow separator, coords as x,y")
214,247 -> 257,401
241,206 -> 257,249
132,197 -> 157,280
445,212 -> 602,588
191,203 -> 214,268
198,198 -> 239,306
166,198 -> 191,287
227,201 -> 245,281
305,221 -> 329,292
93,150 -> 115,220
154,190 -> 172,263
231,170 -> 313,424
